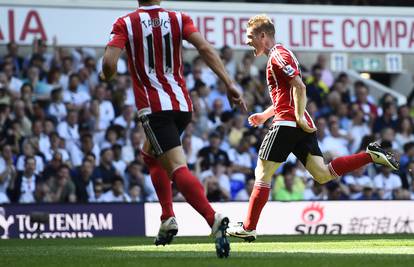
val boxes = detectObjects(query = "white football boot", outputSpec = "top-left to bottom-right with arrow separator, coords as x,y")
366,142 -> 399,171
227,222 -> 257,242
154,217 -> 178,246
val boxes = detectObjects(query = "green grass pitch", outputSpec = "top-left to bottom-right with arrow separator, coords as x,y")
1,235 -> 414,267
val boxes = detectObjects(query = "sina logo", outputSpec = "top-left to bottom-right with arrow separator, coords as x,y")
0,210 -> 15,239
295,203 -> 342,234
301,203 -> 324,224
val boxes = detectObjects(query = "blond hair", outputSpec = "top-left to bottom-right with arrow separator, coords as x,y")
247,14 -> 275,37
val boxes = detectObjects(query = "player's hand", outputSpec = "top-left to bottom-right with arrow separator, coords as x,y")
99,72 -> 116,82
226,83 -> 247,113
296,117 -> 317,133
248,113 -> 267,127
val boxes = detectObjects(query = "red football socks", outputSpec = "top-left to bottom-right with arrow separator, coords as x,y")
243,182 -> 271,231
141,151 -> 175,221
329,152 -> 373,177
172,166 -> 216,227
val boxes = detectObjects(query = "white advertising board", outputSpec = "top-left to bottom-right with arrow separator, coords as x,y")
145,201 -> 414,236
1,2 -> 414,52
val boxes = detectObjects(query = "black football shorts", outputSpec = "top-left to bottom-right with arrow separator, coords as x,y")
258,125 -> 323,165
139,111 -> 192,156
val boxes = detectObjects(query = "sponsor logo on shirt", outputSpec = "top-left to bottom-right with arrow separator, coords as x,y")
282,65 -> 295,76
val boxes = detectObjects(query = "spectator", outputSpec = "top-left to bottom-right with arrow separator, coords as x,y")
63,73 -> 91,108
93,83 -> 115,132
100,176 -> 131,202
57,109 -> 80,149
47,164 -> 76,203
316,54 -> 334,87
305,64 -> 329,108
197,131 -> 230,172
237,51 -> 259,80
326,181 -> 349,200
399,160 -> 414,191
47,88 -> 67,122
208,79 -> 232,112
182,134 -> 199,169
112,144 -> 127,177
228,114 -> 248,147
202,169 -> 230,202
13,99 -> 32,137
73,159 -> 95,203
303,180 -> 326,200
59,56 -> 75,89
2,62 -> 23,97
353,81 -> 377,121
207,99 -> 225,130
42,152 -> 63,181
30,120 -> 51,158
125,160 -> 156,201
0,74 -> 12,106
343,166 -> 373,199
16,141 -> 44,175
19,83 -> 34,116
122,128 -> 145,163
321,118 -> 350,158
234,178 -> 255,201
395,118 -> 414,151
23,66 -> 50,100
113,104 -> 136,131
373,102 -> 398,134
44,132 -> 70,163
332,74 -> 351,104
0,145 -> 16,203
357,182 -> 378,200
45,67 -> 62,92
373,165 -> 402,200
7,156 -> 40,203
89,182 -> 104,202
220,45 -> 237,79
129,183 -> 143,202
192,80 -> 211,114
272,163 -> 305,201
94,148 -> 117,190
228,137 -> 253,198
348,105 -> 371,153
400,142 -> 414,172
5,41 -> 24,74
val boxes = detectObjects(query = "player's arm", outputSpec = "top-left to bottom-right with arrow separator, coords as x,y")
186,32 -> 246,112
101,17 -> 127,82
290,76 -> 316,133
101,46 -> 122,82
247,105 -> 274,127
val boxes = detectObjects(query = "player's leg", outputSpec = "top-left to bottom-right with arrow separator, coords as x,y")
297,133 -> 398,182
141,112 -> 230,255
227,158 -> 281,241
228,126 -> 293,241
141,112 -> 216,226
141,140 -> 175,221
244,158 -> 281,228
141,140 -> 178,246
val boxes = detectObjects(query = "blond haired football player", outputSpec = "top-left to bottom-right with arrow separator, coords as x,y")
227,14 -> 399,242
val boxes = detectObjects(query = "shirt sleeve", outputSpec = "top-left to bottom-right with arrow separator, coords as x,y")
107,17 -> 128,49
181,12 -> 199,40
271,48 -> 300,81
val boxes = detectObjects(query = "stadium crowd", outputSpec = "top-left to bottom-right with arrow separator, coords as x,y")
0,39 -> 413,204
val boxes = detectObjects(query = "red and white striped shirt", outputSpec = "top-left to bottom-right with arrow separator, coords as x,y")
267,44 -> 315,128
107,5 -> 196,116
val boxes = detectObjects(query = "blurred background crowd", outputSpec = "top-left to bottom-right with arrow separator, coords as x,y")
0,38 -> 413,204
